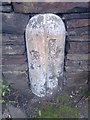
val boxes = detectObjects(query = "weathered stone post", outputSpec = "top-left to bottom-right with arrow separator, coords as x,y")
26,14 -> 66,97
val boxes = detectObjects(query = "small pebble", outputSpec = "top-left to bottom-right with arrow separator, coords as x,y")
76,91 -> 79,94
70,95 -> 73,98
39,101 -> 41,104
62,16 -> 64,19
8,114 -> 11,118
72,91 -> 75,95
60,88 -> 62,90
75,105 -> 77,107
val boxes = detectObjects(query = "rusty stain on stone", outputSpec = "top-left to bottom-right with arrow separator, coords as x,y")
26,14 -> 66,97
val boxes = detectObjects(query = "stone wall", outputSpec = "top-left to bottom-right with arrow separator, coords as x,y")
1,2 -> 89,93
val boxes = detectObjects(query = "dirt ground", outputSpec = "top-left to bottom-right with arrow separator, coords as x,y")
2,82 -> 89,119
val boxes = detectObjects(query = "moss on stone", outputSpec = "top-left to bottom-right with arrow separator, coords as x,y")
80,85 -> 86,94
38,92 -> 78,118
56,92 -> 70,104
38,103 -> 78,118
87,91 -> 90,97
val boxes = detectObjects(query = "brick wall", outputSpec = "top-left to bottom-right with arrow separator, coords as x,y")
1,2 -> 89,92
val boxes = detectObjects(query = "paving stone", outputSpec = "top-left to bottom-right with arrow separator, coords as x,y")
77,96 -> 88,118
0,104 -> 2,119
2,109 -> 10,118
9,105 -> 27,118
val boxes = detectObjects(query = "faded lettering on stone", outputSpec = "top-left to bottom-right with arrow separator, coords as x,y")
30,50 -> 40,60
48,39 -> 56,59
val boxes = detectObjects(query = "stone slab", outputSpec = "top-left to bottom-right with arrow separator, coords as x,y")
65,66 -> 88,72
66,54 -> 89,61
2,109 -> 10,118
65,59 -> 88,66
2,34 -> 24,45
9,105 -> 26,118
12,2 -> 88,14
0,104 -> 2,119
67,35 -> 89,42
68,26 -> 88,36
65,71 -> 88,86
0,5 -> 12,12
67,19 -> 89,29
2,64 -> 27,73
2,13 -> 29,34
65,60 -> 89,72
2,55 -> 26,65
64,13 -> 89,20
3,72 -> 28,91
0,1 -> 11,6
2,45 -> 25,55
68,42 -> 89,54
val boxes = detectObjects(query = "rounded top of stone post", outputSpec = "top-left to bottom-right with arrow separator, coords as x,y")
26,13 -> 66,35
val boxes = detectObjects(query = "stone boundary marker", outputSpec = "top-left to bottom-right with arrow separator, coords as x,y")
26,14 -> 66,97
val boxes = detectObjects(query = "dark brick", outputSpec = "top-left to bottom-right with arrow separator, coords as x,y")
65,71 -> 88,86
3,72 -> 28,91
68,42 -> 89,54
67,19 -> 89,29
65,59 -> 89,67
65,65 -> 88,72
67,35 -> 89,42
66,54 -> 89,61
2,55 -> 26,65
2,13 -> 29,34
64,13 -> 89,20
0,5 -> 13,12
2,64 -> 28,73
2,34 -> 25,45
2,45 -> 25,55
65,57 -> 89,72
0,1 -> 11,6
68,26 -> 89,36
12,2 -> 88,14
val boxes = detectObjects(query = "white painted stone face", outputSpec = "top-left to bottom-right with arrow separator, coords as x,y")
26,14 -> 66,97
